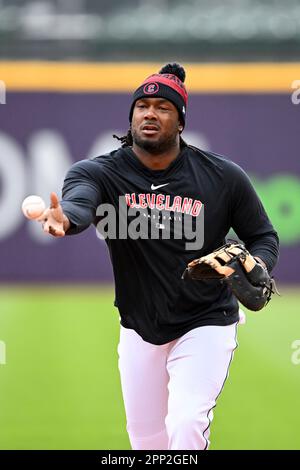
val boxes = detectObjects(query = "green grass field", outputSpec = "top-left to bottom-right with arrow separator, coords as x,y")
0,285 -> 299,450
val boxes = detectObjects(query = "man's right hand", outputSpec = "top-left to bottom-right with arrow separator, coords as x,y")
38,192 -> 70,237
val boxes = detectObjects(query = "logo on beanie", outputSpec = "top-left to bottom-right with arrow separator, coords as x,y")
143,82 -> 159,95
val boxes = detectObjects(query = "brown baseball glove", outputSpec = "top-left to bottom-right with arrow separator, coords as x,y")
182,243 -> 278,311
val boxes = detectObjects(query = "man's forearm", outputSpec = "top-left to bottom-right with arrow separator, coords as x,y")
245,231 -> 279,273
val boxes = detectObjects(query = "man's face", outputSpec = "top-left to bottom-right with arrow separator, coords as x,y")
131,98 -> 181,154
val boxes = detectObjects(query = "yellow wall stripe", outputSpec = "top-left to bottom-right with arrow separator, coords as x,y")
0,61 -> 299,92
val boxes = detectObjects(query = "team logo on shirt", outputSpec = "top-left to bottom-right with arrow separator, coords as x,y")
124,193 -> 203,217
95,193 -> 204,250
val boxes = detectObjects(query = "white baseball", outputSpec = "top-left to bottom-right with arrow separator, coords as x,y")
22,195 -> 46,220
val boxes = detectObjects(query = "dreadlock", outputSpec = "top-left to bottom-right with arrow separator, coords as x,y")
113,130 -> 187,148
113,130 -> 133,147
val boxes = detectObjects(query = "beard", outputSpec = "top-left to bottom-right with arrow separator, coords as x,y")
131,127 -> 178,155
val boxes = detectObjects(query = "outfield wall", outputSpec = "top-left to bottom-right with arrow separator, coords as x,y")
0,63 -> 299,282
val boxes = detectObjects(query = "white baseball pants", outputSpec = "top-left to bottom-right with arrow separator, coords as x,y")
117,321 -> 238,450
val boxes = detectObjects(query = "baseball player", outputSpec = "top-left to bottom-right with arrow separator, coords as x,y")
37,63 -> 279,450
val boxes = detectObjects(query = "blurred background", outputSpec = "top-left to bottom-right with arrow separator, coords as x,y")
0,0 -> 299,450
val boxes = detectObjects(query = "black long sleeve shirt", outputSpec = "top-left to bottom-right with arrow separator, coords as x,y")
61,145 -> 279,344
